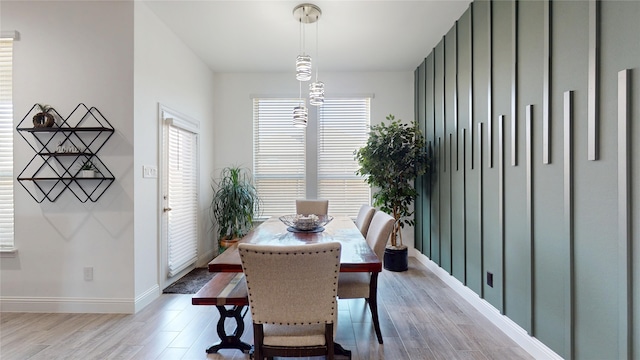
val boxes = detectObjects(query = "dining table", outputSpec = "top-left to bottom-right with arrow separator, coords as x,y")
200,214 -> 383,356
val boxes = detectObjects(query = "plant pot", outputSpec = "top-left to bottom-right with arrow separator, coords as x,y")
33,112 -> 55,128
80,170 -> 96,178
220,237 -> 240,249
383,246 -> 408,272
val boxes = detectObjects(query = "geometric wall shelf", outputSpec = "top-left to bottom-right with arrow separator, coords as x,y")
16,103 -> 115,203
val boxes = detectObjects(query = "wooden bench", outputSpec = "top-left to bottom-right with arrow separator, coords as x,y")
192,272 -> 251,353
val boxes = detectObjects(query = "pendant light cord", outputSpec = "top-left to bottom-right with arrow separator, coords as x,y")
315,17 -> 319,82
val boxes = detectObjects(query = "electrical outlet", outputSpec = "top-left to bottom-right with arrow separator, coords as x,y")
143,166 -> 158,179
486,272 -> 493,288
84,267 -> 93,281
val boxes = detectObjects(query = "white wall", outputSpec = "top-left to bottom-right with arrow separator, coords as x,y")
1,1 -> 136,312
212,71 -> 417,247
0,0 -> 414,312
133,2 -> 216,305
0,1 -> 216,313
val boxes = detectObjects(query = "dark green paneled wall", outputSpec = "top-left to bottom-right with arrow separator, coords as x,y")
414,1 -> 639,359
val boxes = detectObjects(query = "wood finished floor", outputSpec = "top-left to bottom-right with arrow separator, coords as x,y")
1,258 -> 534,360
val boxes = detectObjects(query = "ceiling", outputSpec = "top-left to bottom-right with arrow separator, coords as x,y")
143,0 -> 472,73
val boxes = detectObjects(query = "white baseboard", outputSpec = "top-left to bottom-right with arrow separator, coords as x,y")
0,296 -> 135,313
413,252 -> 562,360
135,284 -> 160,313
198,249 -> 217,268
0,284 -> 162,314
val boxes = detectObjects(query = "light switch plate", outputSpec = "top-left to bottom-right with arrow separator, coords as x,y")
143,166 -> 158,178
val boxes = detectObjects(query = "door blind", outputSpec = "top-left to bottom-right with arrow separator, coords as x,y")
253,98 -> 306,217
166,122 -> 198,277
317,98 -> 371,217
0,38 -> 14,249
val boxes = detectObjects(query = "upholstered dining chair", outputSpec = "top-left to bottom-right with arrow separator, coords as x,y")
239,242 -> 342,360
337,210 -> 394,344
295,199 -> 329,215
354,204 -> 376,236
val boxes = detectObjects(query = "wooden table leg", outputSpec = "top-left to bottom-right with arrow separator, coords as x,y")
205,305 -> 252,354
369,272 -> 383,344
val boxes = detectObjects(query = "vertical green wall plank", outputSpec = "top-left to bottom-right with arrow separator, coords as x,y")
529,0 -> 567,354
415,61 -> 426,254
511,1 -> 518,167
458,5 -> 479,291
503,0 -> 532,334
563,91 -> 575,360
587,0 -> 600,161
516,0 -> 544,338
431,45 -> 442,265
552,2 -> 616,358
542,0 -> 551,164
525,104 -> 534,332
616,69 -> 630,360
597,2 -> 639,358
425,53 -> 435,260
480,0 -> 504,311
447,23 -> 465,280
472,0 -> 490,298
435,39 -> 447,269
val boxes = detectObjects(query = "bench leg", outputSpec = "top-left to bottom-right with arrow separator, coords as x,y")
205,305 -> 252,354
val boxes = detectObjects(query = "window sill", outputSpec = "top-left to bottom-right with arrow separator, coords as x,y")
0,247 -> 18,257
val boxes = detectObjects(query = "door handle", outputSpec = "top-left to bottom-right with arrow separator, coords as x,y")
163,207 -> 172,212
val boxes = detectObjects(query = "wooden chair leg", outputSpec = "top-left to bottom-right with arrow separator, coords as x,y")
325,323 -> 335,360
253,323 -> 263,360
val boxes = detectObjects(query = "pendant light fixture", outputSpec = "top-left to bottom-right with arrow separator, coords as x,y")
292,3 -> 322,126
295,18 -> 312,82
293,81 -> 308,127
293,4 -> 320,81
309,17 -> 324,106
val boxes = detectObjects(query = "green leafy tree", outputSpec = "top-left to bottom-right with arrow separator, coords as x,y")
210,166 -> 261,248
355,114 -> 431,248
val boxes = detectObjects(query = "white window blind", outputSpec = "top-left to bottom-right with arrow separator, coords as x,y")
0,37 -> 14,250
166,121 -> 198,277
253,98 -> 306,217
317,98 -> 371,217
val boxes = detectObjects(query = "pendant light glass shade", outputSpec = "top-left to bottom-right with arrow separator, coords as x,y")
309,81 -> 324,106
293,104 -> 308,127
296,55 -> 312,81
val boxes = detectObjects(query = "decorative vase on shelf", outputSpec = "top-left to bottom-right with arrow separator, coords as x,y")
32,104 -> 55,128
80,170 -> 96,178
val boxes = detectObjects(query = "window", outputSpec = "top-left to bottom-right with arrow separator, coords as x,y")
317,98 -> 371,215
0,35 -> 14,251
253,97 -> 370,218
253,99 -> 306,217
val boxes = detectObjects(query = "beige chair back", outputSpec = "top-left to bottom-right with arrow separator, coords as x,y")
295,199 -> 329,215
239,242 -> 341,325
366,211 -> 395,261
355,204 -> 376,236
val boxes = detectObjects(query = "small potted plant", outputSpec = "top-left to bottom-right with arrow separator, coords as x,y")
32,103 -> 55,128
79,159 -> 98,178
355,114 -> 431,271
210,166 -> 261,251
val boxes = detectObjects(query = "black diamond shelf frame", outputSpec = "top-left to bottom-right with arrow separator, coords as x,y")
16,103 -> 115,203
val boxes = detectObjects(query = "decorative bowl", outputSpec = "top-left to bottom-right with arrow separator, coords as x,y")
279,214 -> 333,231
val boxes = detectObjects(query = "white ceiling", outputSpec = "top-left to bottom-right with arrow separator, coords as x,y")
143,0 -> 472,73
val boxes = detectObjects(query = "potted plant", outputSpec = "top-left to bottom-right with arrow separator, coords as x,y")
355,114 -> 431,271
210,166 -> 261,252
32,103 -> 55,128
79,159 -> 98,178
